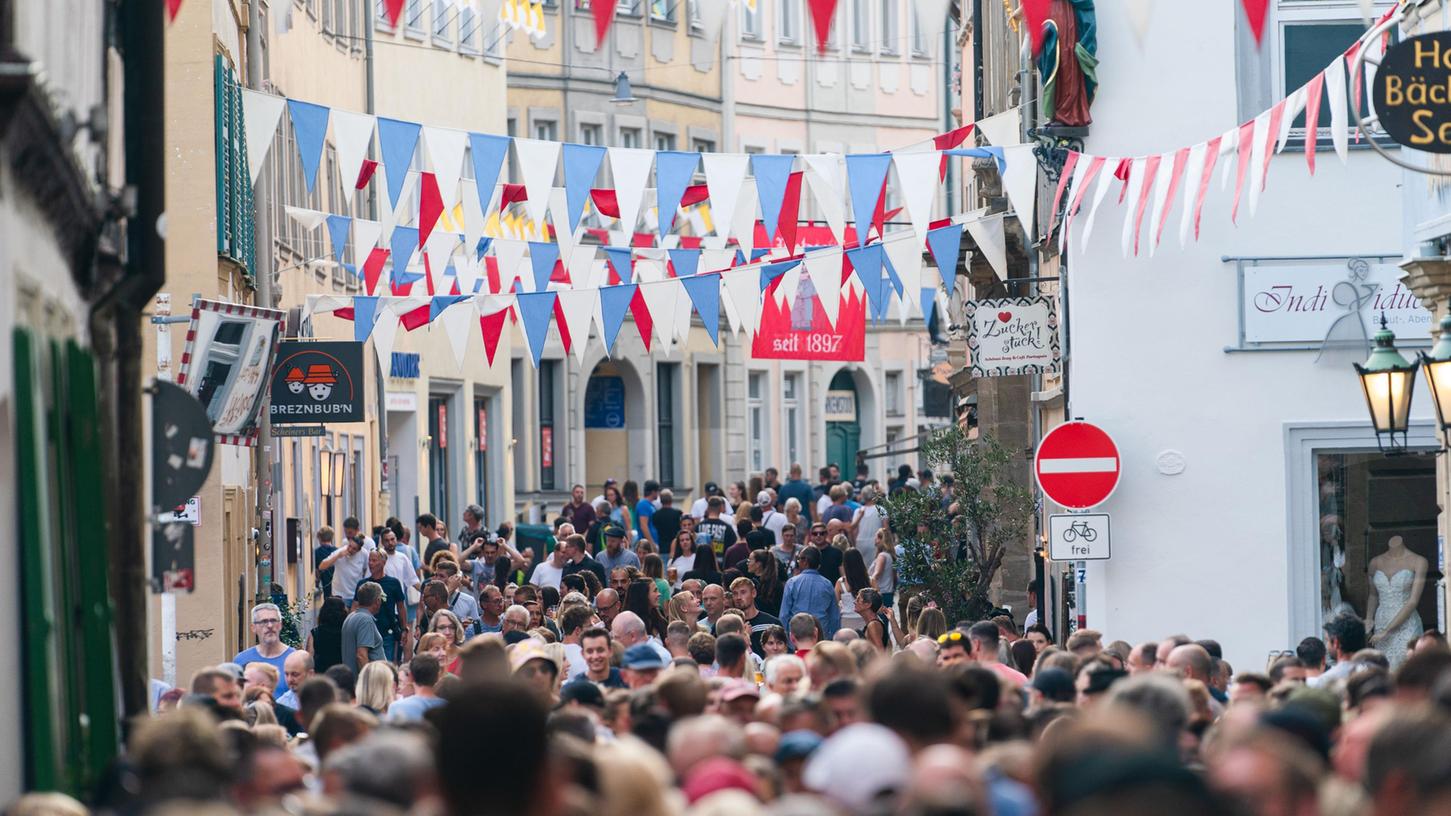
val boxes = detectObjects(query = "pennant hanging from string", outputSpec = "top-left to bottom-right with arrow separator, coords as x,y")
639,278 -> 683,348
656,151 -> 701,236
1241,0 -> 1269,46
592,0 -> 617,48
803,153 -> 847,242
1129,155 -> 1160,257
599,284 -> 638,354
845,153 -> 892,247
1049,151 -> 1080,235
894,151 -> 941,241
1247,109 -> 1272,216
703,153 -> 750,241
885,237 -> 925,321
287,100 -> 331,193
925,224 -> 963,292
1151,148 -> 1187,254
1079,164 -> 1117,250
528,241 -> 561,293
384,0 -> 405,26
362,248 -> 389,295
804,250 -> 844,328
326,215 -> 353,263
516,291 -> 557,367
242,90 -> 287,184
377,117 -> 422,209
722,268 -> 763,336
1325,57 -> 1349,164
331,110 -> 375,204
668,247 -> 702,278
515,138 -> 561,228
422,126 -> 469,209
966,214 -> 1007,281
807,0 -> 839,54
1231,119 -> 1255,224
680,272 -> 722,345
351,297 -> 380,343
556,288 -> 599,365
562,143 -> 607,232
390,227 -> 421,285
480,308 -> 509,366
438,297 -> 477,371
1191,136 -> 1222,241
751,154 -> 796,244
975,106 -> 1021,148
1001,144 -> 1039,233
495,239 -> 529,291
352,217 -> 384,261
609,147 -> 655,236
418,172 -> 444,248
604,246 -> 634,284
469,133 -> 510,218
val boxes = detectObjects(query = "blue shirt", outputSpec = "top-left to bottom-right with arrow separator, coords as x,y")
387,694 -> 447,722
779,569 -> 840,638
233,646 -> 295,696
450,590 -> 482,638
598,547 -> 641,572
636,498 -> 658,543
780,479 -> 816,521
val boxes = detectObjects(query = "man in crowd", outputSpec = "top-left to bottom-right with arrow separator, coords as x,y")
528,538 -> 568,590
598,525 -> 640,572
654,489 -> 684,550
233,603 -> 295,696
612,611 -> 671,663
565,484 -> 596,532
416,514 -> 455,573
808,522 -> 843,584
561,533 -> 607,585
1311,612 -> 1367,689
1297,636 -> 1328,682
637,480 -> 661,545
760,490 -> 787,546
621,644 -> 668,689
594,588 -> 623,629
700,584 -> 728,632
573,626 -> 627,689
275,651 -> 313,709
318,531 -> 374,606
341,581 -> 386,673
477,585 -> 506,634
780,546 -> 839,638
780,464 -> 816,523
313,526 -> 338,594
696,496 -> 737,559
967,621 -> 1026,684
386,654 -> 446,722
821,485 -> 853,526
189,667 -> 243,714
731,576 -> 783,656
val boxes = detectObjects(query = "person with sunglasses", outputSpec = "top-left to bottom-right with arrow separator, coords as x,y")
937,630 -> 972,667
780,546 -> 840,641
234,602 -> 296,697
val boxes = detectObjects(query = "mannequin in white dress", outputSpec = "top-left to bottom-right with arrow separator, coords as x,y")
1366,535 -> 1428,670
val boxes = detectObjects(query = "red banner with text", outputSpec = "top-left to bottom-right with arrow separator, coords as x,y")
752,282 -> 866,362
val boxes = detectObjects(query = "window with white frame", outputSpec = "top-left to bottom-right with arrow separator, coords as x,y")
909,2 -> 927,55
434,0 -> 455,46
534,120 -> 558,142
741,0 -> 763,40
621,127 -> 643,149
375,0 -> 393,28
879,0 -> 898,54
778,0 -> 801,44
580,123 -> 603,145
1275,2 -> 1372,138
654,131 -> 676,151
693,137 -> 716,153
851,0 -> 870,50
650,0 -> 675,23
748,372 -> 769,473
460,3 -> 480,52
783,373 -> 802,468
688,0 -> 703,30
405,0 -> 425,35
885,371 -> 902,415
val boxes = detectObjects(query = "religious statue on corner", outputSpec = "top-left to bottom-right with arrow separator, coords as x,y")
1031,0 -> 1099,128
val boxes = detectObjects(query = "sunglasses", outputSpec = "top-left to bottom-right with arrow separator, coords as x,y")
937,631 -> 966,645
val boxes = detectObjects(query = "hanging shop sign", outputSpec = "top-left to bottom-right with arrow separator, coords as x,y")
752,284 -> 866,362
965,296 -> 1060,377
1374,32 -> 1451,153
270,341 -> 366,423
151,380 -> 216,511
176,299 -> 286,444
1240,259 -> 1430,345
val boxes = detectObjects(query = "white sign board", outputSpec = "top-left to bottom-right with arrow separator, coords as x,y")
965,296 -> 1061,377
159,496 -> 202,527
823,390 -> 857,422
1242,261 -> 1430,344
1048,513 -> 1110,561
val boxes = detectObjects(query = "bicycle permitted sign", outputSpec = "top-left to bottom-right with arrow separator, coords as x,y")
1048,513 -> 1111,561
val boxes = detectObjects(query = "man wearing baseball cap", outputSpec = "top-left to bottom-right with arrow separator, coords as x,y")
691,482 -> 720,520
597,524 -> 640,571
620,643 -> 668,689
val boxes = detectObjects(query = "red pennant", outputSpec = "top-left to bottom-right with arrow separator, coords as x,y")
480,310 -> 508,366
593,0 -> 617,48
418,172 -> 443,248
389,274 -> 414,297
1062,156 -> 1105,248
778,172 -> 805,252
485,255 -> 501,294
1022,0 -> 1052,56
872,178 -> 888,240
500,183 -> 528,209
1240,0 -> 1268,46
384,0 -> 405,27
1231,120 -> 1255,224
934,124 -> 975,180
553,296 -> 573,355
355,159 -> 379,190
592,189 -> 621,219
1192,136 -> 1223,240
1114,158 -> 1133,204
807,0 -> 838,54
1261,99 -> 1286,191
1303,72 -> 1325,175
1130,155 -> 1161,256
400,304 -> 431,331
630,289 -> 653,351
1049,151 -> 1080,234
166,0 -> 184,22
335,307 -> 355,321
1154,147 -> 1191,249
423,255 -> 436,296
363,247 -> 390,295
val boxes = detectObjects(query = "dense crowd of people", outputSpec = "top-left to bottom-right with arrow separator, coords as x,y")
33,465 -> 1451,816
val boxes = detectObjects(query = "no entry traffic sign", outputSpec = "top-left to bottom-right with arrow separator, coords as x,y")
1035,421 -> 1121,509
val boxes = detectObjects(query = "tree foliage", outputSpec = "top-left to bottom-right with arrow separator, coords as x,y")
884,427 -> 1033,624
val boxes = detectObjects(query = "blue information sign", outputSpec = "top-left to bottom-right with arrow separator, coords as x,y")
584,376 -> 626,429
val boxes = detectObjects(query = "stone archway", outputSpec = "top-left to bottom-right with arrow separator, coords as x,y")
582,358 -> 648,490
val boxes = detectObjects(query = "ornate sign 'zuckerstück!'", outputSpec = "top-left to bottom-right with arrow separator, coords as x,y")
965,296 -> 1061,377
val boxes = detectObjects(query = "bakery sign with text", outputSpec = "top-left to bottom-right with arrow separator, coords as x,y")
270,341 -> 365,423
965,297 -> 1061,377
1374,32 -> 1451,152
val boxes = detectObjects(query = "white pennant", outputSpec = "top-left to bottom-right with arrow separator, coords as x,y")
241,89 -> 287,184
803,153 -> 848,243
1248,110 -> 1271,216
1277,87 -> 1307,154
556,288 -> 598,364
1178,142 -> 1207,248
1325,57 -> 1350,164
608,147 -> 655,235
702,248 -> 736,276
549,188 -> 576,256
966,213 -> 1007,281
302,294 -> 352,322
804,250 -> 843,328
893,151 -> 941,241
673,281 -> 695,341
639,275 -> 683,347
494,239 -> 529,291
438,298 -> 477,371
455,253 -> 483,297
732,178 -> 759,252
424,231 -> 462,291
422,126 -> 469,209
975,106 -> 1021,147
1146,153 -> 1174,258
722,266 -> 763,336
1125,0 -> 1154,49
1001,144 -> 1039,234
286,205 -> 328,232
776,265 -> 803,310
1218,129 -> 1240,189
1120,156 -> 1148,258
331,110 -> 375,204
703,153 -> 751,241
1059,155 -> 1091,256
1080,166 -> 1116,251
884,236 -> 925,321
721,281 -> 744,336
566,245 -> 597,288
634,255 -> 666,284
514,138 -> 561,228
351,219 -> 384,262
371,306 -> 400,374
459,179 -> 487,253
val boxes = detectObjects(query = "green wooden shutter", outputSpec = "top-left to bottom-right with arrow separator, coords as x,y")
215,55 -> 256,277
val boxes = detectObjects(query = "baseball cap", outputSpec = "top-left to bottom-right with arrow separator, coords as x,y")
756,490 -> 774,507
508,639 -> 558,675
803,723 -> 911,811
774,729 -> 824,764
1031,667 -> 1075,703
216,662 -> 245,682
720,678 -> 761,702
622,643 -> 668,671
557,679 -> 605,709
603,524 -> 626,539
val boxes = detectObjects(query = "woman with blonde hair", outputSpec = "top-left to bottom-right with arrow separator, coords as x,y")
428,609 -> 466,674
806,641 -> 857,691
666,591 -> 701,626
355,661 -> 397,717
914,607 -> 949,644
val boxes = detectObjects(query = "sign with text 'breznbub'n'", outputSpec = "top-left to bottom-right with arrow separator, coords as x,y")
270,341 -> 365,424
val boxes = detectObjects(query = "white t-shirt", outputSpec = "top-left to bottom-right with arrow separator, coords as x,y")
384,550 -> 419,590
529,559 -> 565,590
762,509 -> 788,547
852,505 -> 884,564
690,497 -> 710,519
563,642 -> 587,677
329,540 -> 375,600
816,493 -> 832,520
667,555 -> 696,585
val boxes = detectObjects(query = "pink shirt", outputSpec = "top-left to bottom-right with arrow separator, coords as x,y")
984,660 -> 1028,686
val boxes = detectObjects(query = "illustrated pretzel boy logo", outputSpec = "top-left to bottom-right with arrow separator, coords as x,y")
285,367 -> 306,394
304,364 -> 337,401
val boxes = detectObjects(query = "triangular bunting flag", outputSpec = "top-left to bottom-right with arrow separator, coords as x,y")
287,99 -> 331,193
528,241 -> 561,293
604,246 -> 634,284
966,213 -> 1007,281
668,248 -> 702,279
330,110 -> 375,204
925,224 -> 962,292
804,250 -> 843,328
609,147 -> 655,234
418,171 -> 444,248
884,237 -> 925,319
438,297 -> 477,371
975,106 -> 1021,148
680,272 -> 722,345
1325,57 -> 1349,164
562,143 -> 607,232
803,153 -> 847,242
751,154 -> 796,244
286,205 -> 328,232
469,133 -> 510,218
893,151 -> 940,241
390,226 -> 421,284
807,0 -> 838,53
1241,0 -> 1268,45
515,138 -> 561,228
599,284 -> 638,354
845,153 -> 892,246
1001,144 -> 1038,234
846,243 -> 885,302
592,0 -> 617,47
516,291 -> 557,367
422,126 -> 469,209
655,151 -> 700,236
639,278 -> 683,348
352,297 -> 381,343
377,117 -> 422,209
480,308 -> 509,367
703,153 -> 750,240
325,215 -> 352,263
494,239 -> 529,291
241,89 -> 287,184
722,268 -> 763,336
556,288 -> 598,365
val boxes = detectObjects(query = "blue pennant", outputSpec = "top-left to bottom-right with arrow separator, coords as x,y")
926,224 -> 963,292
846,243 -> 886,314
667,248 -> 701,278
377,117 -> 422,209
469,133 -> 510,218
944,146 -> 1006,174
429,295 -> 470,322
759,259 -> 800,292
287,100 -> 331,194
920,288 -> 938,326
475,237 -> 493,260
325,214 -> 352,263
750,154 -> 795,243
882,250 -> 905,299
603,246 -> 634,284
352,296 -> 380,343
390,226 -> 421,285
679,273 -> 721,346
845,153 -> 893,246
515,291 -> 557,367
870,274 -> 893,323
561,143 -> 607,232
655,151 -> 700,236
342,263 -> 359,280
528,241 -> 561,292
598,284 -> 638,355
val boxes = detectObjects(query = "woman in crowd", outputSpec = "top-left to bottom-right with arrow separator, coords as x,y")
837,548 -> 873,633
761,625 -> 791,658
783,497 -> 809,543
640,553 -> 672,609
306,596 -> 347,672
666,591 -> 701,626
849,486 -> 885,564
428,609 -> 466,674
354,661 -> 396,718
683,541 -> 722,587
871,528 -> 898,612
621,480 -> 642,540
749,549 -> 784,618
625,579 -> 670,641
668,529 -> 697,578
